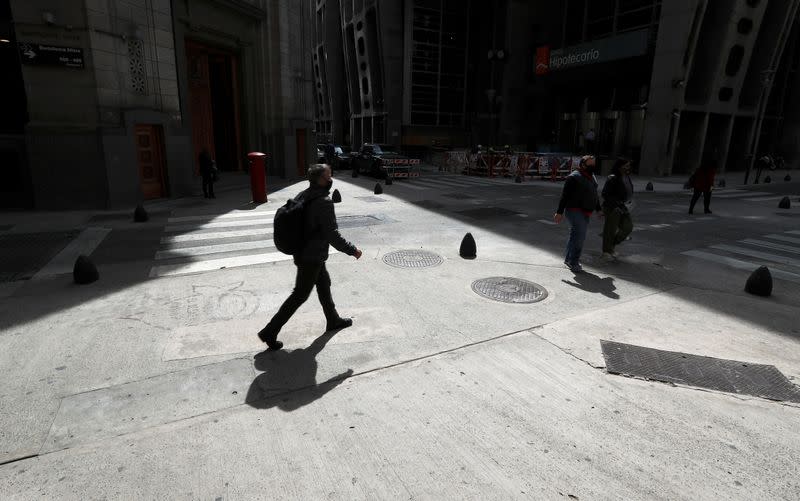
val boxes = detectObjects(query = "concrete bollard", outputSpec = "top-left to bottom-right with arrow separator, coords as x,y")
764,175 -> 772,183
73,255 -> 99,284
374,183 -> 383,195
745,266 -> 772,297
459,232 -> 476,259
133,204 -> 148,222
645,182 -> 654,192
778,196 -> 791,209
331,189 -> 342,203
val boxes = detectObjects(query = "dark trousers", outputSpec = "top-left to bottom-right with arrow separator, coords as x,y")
602,207 -> 633,254
264,261 -> 339,336
202,175 -> 215,198
689,189 -> 711,213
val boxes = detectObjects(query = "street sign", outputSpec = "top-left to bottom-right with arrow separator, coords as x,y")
17,42 -> 85,69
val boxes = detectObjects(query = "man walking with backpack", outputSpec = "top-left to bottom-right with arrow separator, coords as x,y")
258,164 -> 363,350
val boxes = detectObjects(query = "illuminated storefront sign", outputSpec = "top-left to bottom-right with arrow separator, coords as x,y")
536,28 -> 649,74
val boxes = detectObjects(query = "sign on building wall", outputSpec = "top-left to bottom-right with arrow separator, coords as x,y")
18,43 -> 85,69
536,29 -> 650,74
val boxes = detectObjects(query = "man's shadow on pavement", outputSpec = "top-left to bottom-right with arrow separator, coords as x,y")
245,330 -> 353,412
562,271 -> 620,300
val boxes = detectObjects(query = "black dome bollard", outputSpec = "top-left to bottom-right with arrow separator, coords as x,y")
778,196 -> 791,209
351,168 -> 358,178
374,183 -> 383,195
764,175 -> 772,183
745,266 -> 772,297
718,179 -> 726,188
645,182 -> 654,192
514,175 -> 522,183
385,175 -> 393,185
73,255 -> 99,284
133,204 -> 148,222
785,174 -> 792,182
459,232 -> 476,259
331,189 -> 342,203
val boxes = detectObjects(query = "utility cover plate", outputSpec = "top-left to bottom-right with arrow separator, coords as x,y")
471,277 -> 548,303
601,340 -> 800,403
382,250 -> 444,269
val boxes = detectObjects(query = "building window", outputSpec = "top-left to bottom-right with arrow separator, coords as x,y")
725,45 -> 745,76
128,39 -> 147,95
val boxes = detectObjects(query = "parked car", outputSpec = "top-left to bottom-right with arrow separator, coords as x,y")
333,145 -> 353,170
316,146 -> 326,163
350,143 -> 420,178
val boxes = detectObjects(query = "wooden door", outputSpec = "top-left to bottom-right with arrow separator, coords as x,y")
135,124 -> 167,200
296,128 -> 307,176
186,41 -> 214,175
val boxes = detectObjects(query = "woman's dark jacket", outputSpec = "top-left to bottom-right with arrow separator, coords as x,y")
295,185 -> 357,263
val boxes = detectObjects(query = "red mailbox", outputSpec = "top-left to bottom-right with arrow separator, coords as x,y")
247,152 -> 267,203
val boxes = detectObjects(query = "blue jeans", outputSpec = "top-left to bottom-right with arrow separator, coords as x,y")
564,210 -> 590,266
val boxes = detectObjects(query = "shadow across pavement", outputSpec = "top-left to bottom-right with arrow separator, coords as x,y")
246,330 -> 353,412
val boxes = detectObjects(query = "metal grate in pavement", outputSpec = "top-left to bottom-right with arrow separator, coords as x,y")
471,277 -> 548,303
601,340 -> 800,403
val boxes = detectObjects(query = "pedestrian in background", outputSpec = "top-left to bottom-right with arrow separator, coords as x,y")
688,156 -> 717,214
258,164 -> 363,351
600,157 -> 634,262
554,155 -> 602,273
199,148 -> 216,199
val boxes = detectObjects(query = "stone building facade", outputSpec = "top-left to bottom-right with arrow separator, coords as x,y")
1,0 -> 315,209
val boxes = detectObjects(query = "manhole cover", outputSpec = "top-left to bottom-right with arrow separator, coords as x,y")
471,277 -> 548,303
382,250 -> 443,268
601,340 -> 800,403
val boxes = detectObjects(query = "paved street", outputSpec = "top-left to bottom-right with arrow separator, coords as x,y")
1,169 -> 799,500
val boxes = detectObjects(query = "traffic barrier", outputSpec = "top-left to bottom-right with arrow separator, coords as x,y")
134,204 -> 148,222
73,255 -> 99,284
459,233 -> 476,259
745,266 -> 772,297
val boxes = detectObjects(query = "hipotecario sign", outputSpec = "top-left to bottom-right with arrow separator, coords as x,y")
539,29 -> 650,73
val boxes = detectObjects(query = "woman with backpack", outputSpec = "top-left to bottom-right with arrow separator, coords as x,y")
600,157 -> 634,262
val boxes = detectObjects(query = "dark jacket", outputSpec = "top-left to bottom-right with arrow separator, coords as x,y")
199,151 -> 214,178
557,170 -> 601,214
691,166 -> 716,191
601,173 -> 633,211
295,185 -> 357,263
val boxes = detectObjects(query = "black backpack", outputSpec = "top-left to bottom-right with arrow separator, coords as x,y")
273,193 -> 308,255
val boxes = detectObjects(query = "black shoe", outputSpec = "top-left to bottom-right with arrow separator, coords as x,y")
704,209 -> 712,214
257,327 -> 283,351
326,317 -> 352,332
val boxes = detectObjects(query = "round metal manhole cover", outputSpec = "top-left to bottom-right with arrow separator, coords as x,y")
382,250 -> 444,269
471,277 -> 548,304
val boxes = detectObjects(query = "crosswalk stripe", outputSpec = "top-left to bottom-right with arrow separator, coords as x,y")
167,210 -> 277,223
789,230 -> 800,236
764,234 -> 800,245
161,228 -> 272,244
155,239 -> 274,260
537,219 -> 557,225
713,191 -> 772,198
682,250 -> 800,284
710,244 -> 800,268
740,239 -> 800,255
149,249 -> 339,277
742,196 -> 785,202
165,219 -> 272,232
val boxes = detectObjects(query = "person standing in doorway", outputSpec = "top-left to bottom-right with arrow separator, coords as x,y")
257,164 -> 363,351
554,155 -> 602,273
688,156 -> 717,214
600,157 -> 634,262
199,148 -> 216,199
